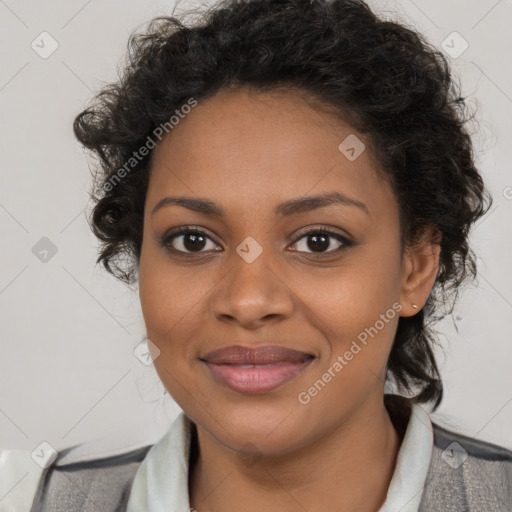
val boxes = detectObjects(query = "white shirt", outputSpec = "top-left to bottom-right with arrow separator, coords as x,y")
0,401 -> 433,511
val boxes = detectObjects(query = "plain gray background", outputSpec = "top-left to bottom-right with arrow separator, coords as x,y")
1,0 -> 511,453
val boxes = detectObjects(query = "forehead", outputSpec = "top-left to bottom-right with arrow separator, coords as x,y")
147,87 -> 396,220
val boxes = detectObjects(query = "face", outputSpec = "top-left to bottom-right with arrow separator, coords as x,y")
138,86 -> 412,457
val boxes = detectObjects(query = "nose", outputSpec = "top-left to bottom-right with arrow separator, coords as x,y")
209,249 -> 295,329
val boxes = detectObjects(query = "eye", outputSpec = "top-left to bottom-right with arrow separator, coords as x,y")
160,227 -> 220,254
159,225 -> 354,257
290,227 -> 353,255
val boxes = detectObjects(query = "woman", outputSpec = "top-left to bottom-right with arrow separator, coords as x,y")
1,0 -> 511,510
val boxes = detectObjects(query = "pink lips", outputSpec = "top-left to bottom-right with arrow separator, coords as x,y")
201,345 -> 314,393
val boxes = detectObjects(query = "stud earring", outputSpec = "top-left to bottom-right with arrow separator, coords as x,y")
412,304 -> 418,309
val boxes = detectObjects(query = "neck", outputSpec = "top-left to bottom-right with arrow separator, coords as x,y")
188,393 -> 405,512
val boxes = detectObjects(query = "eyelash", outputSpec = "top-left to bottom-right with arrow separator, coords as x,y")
159,225 -> 354,258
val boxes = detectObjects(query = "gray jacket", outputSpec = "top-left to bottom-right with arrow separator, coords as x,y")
27,421 -> 512,512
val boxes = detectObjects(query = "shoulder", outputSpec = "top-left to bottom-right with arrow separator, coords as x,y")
418,421 -> 512,512
0,439 -> 153,512
431,421 -> 512,462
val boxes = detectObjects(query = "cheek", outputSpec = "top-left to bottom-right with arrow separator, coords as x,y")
292,253 -> 400,331
138,269 -> 170,340
138,244 -> 198,339
137,246 -> 213,374
138,245 -> 183,360
138,257 -> 204,405
293,251 -> 401,378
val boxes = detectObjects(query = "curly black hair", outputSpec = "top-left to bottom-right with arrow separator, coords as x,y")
73,0 -> 492,411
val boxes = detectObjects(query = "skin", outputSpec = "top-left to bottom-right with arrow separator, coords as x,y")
138,86 -> 441,512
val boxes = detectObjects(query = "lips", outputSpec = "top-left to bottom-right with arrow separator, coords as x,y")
200,345 -> 315,393
201,345 -> 314,365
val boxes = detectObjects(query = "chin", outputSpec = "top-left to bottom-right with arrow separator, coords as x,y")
202,402 -> 312,456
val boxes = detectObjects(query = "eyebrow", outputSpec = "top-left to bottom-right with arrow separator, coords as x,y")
151,191 -> 370,219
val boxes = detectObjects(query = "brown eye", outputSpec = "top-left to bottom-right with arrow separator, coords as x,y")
160,228 -> 220,254
290,228 -> 353,255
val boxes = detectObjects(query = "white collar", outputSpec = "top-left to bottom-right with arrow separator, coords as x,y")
126,398 -> 433,512
379,400 -> 433,511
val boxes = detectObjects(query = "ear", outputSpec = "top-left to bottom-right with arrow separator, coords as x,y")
399,224 -> 442,317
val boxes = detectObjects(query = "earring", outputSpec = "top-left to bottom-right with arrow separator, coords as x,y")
412,304 -> 418,309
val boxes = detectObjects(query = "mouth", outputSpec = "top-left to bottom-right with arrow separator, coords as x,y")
200,345 -> 315,394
